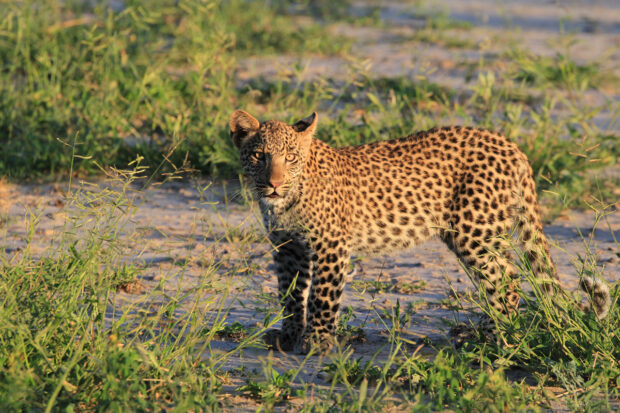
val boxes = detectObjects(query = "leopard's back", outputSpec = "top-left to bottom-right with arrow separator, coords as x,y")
299,126 -> 532,257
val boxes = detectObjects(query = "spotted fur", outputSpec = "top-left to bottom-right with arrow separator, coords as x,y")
230,110 -> 611,353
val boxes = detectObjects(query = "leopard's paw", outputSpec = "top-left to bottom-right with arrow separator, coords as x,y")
295,333 -> 334,355
448,321 -> 496,349
263,329 -> 296,351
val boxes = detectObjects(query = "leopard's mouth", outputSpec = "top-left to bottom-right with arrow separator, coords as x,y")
258,184 -> 289,200
260,188 -> 283,199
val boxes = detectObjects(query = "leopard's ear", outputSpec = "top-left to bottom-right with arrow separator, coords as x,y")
292,112 -> 318,147
230,110 -> 260,148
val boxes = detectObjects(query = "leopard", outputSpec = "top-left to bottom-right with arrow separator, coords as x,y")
229,109 -> 611,354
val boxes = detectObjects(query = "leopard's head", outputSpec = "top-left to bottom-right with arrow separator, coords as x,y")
230,110 -> 317,205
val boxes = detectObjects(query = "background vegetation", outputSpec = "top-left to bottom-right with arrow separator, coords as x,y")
1,0 -> 618,210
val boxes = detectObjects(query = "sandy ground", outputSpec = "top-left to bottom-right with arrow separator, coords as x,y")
239,0 -> 619,131
0,179 -> 618,409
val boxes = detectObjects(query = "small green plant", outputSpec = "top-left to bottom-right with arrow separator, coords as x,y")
112,264 -> 143,293
203,321 -> 250,342
395,280 -> 427,294
323,357 -> 384,385
509,49 -> 613,91
405,10 -> 475,48
336,305 -> 366,344
351,279 -> 393,293
423,12 -> 473,31
238,368 -> 295,407
381,300 -> 417,341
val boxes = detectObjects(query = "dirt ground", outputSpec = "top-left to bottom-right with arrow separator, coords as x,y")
1,178 -> 618,408
239,0 -> 619,132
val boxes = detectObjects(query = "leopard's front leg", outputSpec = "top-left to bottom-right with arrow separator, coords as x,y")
297,246 -> 350,354
265,232 -> 312,351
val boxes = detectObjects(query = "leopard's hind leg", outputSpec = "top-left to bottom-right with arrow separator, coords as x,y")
443,227 -> 521,316
442,182 -> 522,316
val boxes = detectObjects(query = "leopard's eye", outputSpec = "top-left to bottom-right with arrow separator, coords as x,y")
285,153 -> 297,163
252,151 -> 265,161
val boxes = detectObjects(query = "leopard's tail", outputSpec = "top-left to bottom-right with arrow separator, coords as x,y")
513,157 -> 611,319
579,276 -> 611,319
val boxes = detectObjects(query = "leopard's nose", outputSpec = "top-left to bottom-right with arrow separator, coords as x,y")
269,180 -> 283,188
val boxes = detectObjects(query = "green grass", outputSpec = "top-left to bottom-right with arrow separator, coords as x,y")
508,49 -> 616,91
1,120 -> 618,412
238,365 -> 296,409
1,0 -> 618,212
409,11 -> 476,49
0,0 -> 350,179
0,167 -> 285,411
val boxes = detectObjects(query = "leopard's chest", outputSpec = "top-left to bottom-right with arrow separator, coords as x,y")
260,183 -> 350,238
260,196 -> 315,235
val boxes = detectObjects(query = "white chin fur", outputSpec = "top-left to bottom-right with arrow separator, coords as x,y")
259,197 -> 284,207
